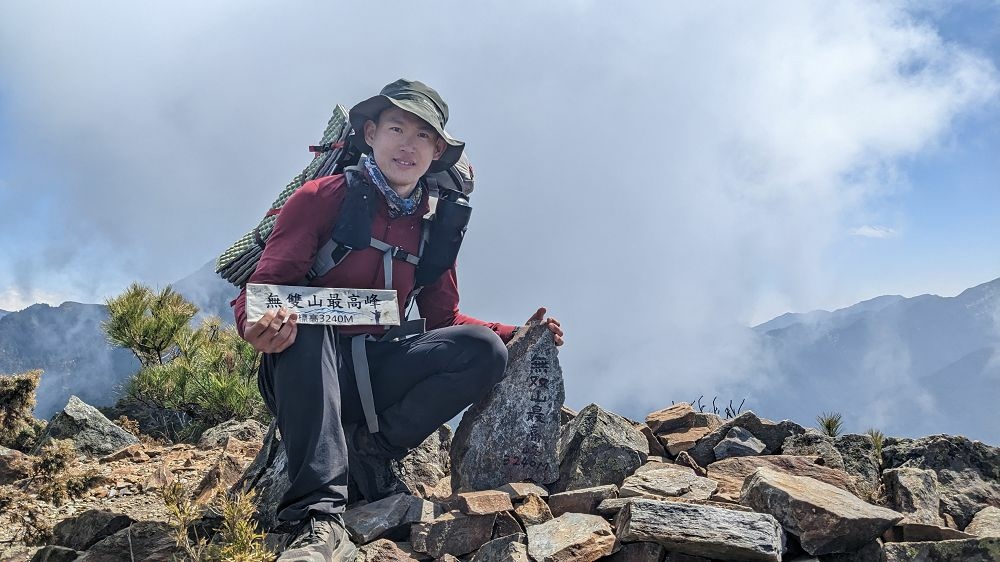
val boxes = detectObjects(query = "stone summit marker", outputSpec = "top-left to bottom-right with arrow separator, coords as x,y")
450,322 -> 564,491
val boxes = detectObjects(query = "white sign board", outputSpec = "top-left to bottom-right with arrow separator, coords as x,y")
246,283 -> 399,326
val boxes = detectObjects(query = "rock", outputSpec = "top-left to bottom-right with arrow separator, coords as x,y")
399,425 -> 453,494
193,451 -> 245,504
781,433 -> 846,471
673,451 -> 707,477
30,546 -> 82,562
638,424 -> 668,457
707,455 -> 859,503
526,512 -> 615,562
740,468 -> 902,555
51,509 -> 135,551
142,460 -> 174,492
965,505 -> 1000,537
597,497 -> 634,516
456,490 -> 514,515
712,427 -> 766,460
884,522 -> 973,542
547,485 -> 618,517
881,435 -> 1000,529
471,533 -> 529,562
832,434 -> 881,484
410,510 -> 497,558
421,475 -> 454,503
620,468 -> 717,501
818,540 -> 882,562
356,538 -> 425,561
0,444 -> 32,484
560,406 -> 577,426
230,420 -> 289,530
76,521 -> 182,561
496,482 -> 548,499
603,541 -> 667,561
451,324 -> 564,491
552,403 -> 648,492
663,553 -> 711,562
514,493 -> 552,526
493,511 -> 525,539
658,427 -> 715,457
435,556 -> 461,562
98,443 -> 149,463
33,396 -> 139,457
688,411 -> 806,467
615,498 -> 784,561
880,537 -> 1000,561
635,461 -> 693,475
645,403 -> 697,435
197,418 -> 267,449
344,493 -> 440,544
881,468 -> 940,525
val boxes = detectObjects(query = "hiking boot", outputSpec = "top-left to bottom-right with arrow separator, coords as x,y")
344,423 -> 411,503
277,513 -> 356,562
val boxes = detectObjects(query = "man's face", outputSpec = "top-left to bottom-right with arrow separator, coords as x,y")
364,106 -> 446,194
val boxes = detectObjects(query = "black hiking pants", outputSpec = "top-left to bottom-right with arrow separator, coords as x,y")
257,323 -> 508,523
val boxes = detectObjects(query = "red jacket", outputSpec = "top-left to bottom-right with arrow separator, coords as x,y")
233,174 -> 516,341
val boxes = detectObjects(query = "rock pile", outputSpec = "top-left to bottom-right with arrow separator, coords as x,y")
3,328 -> 1000,561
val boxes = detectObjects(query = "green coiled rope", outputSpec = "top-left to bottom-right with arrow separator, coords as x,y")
215,105 -> 352,286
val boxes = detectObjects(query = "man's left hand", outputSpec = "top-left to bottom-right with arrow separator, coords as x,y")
527,307 -> 564,346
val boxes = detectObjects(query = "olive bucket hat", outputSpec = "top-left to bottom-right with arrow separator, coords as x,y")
349,78 -> 465,173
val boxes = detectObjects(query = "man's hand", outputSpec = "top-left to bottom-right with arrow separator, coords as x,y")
527,307 -> 564,346
243,307 -> 298,353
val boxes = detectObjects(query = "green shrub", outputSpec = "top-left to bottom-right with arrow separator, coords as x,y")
865,427 -> 886,462
816,411 -> 843,437
125,317 -> 265,431
104,283 -> 198,366
0,370 -> 47,452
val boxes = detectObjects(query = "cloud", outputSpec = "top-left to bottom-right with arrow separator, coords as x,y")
851,225 -> 899,238
0,2 -> 997,417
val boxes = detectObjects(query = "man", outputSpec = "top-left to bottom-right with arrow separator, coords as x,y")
234,79 -> 563,561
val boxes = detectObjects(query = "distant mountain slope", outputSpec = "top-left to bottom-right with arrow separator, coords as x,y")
0,259 -> 238,420
0,302 -> 139,419
746,277 -> 1000,444
171,260 -> 240,322
0,309 -> 9,320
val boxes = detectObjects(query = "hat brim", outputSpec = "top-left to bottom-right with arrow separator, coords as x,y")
349,95 -> 464,173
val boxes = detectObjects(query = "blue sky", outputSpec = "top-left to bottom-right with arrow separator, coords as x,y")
0,1 -> 998,412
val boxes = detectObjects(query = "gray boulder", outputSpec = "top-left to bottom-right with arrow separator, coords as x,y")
782,433 -> 846,471
965,506 -> 1000,537
881,467 -> 940,525
688,411 -> 805,467
713,427 -> 766,460
197,418 -> 267,449
29,546 -> 82,562
51,509 -> 134,551
615,498 -> 785,561
451,324 -> 564,491
398,424 -> 452,494
343,493 -> 440,544
471,533 -> 529,562
33,395 -> 138,457
76,521 -> 182,561
619,468 -> 718,501
833,434 -> 881,484
880,537 -> 1000,561
552,403 -> 648,492
881,435 -> 1000,529
741,468 -> 902,555
526,513 -> 615,562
